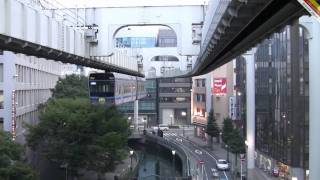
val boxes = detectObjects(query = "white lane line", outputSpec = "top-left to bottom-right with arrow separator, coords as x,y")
203,165 -> 209,180
223,171 -> 229,180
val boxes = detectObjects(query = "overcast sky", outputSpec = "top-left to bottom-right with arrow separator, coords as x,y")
55,0 -> 208,8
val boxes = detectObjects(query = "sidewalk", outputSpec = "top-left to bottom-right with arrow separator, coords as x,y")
185,135 -> 277,180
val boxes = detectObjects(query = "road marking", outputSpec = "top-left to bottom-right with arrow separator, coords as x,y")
203,165 -> 209,180
176,138 -> 182,142
195,149 -> 202,155
223,171 -> 229,180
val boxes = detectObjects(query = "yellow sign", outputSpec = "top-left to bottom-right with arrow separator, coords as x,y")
98,98 -> 106,104
298,0 -> 320,22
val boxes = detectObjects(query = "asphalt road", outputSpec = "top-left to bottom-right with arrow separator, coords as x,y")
163,131 -> 231,180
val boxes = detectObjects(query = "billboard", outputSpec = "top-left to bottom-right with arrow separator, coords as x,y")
297,0 -> 320,23
212,78 -> 227,95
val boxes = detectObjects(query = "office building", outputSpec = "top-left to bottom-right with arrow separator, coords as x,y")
0,51 -> 62,143
235,22 -> 309,179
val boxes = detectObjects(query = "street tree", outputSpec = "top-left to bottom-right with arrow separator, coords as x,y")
0,130 -> 38,180
26,98 -> 129,179
51,74 -> 88,99
228,128 -> 246,170
222,117 -> 234,144
206,109 -> 220,148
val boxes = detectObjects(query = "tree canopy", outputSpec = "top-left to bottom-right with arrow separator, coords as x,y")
26,98 -> 129,176
222,117 -> 234,144
0,130 -> 38,180
51,74 -> 88,99
228,129 -> 246,154
206,109 -> 220,138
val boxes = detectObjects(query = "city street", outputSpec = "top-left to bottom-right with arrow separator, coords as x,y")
162,129 -> 231,180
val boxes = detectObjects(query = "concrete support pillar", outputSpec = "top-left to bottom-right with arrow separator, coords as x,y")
301,16 -> 320,180
244,50 -> 255,170
134,99 -> 139,130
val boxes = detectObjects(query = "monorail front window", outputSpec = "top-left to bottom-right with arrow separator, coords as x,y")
90,81 -> 114,97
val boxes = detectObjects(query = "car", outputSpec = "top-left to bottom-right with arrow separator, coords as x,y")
159,124 -> 169,131
216,159 -> 229,171
152,124 -> 169,131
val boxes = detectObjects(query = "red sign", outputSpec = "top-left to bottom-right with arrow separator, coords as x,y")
213,78 -> 227,95
298,0 -> 320,22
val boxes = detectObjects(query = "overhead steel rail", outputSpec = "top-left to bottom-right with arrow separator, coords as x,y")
0,34 -> 144,77
191,0 -> 307,76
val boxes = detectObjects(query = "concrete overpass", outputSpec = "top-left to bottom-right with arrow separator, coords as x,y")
0,0 -> 143,77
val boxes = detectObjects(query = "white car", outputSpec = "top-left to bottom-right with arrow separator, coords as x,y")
216,159 -> 229,171
152,124 -> 169,131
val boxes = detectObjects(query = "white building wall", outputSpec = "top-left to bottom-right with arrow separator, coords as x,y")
0,51 -> 62,143
81,6 -> 203,57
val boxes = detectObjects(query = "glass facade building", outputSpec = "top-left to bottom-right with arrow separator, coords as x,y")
236,22 -> 309,178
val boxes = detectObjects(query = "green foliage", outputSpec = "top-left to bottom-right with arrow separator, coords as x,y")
0,130 -> 38,180
26,98 -> 129,175
205,109 -> 219,138
222,117 -> 234,144
228,129 -> 246,154
52,74 -> 88,99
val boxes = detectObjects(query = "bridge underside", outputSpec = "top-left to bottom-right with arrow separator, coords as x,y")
193,0 -> 307,76
0,34 -> 144,77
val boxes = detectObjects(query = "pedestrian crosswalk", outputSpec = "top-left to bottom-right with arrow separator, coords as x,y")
163,132 -> 177,136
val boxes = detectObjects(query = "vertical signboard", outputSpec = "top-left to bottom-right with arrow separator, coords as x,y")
212,78 -> 227,95
297,0 -> 320,22
11,90 -> 16,141
229,96 -> 237,120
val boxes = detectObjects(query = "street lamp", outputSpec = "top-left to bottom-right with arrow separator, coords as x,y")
172,150 -> 176,176
181,111 -> 187,136
142,119 -> 146,130
225,145 -> 230,162
170,114 -> 173,126
130,150 -> 134,171
245,140 -> 249,180
219,131 -> 222,144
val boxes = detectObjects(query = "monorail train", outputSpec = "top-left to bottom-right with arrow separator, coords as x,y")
89,72 -> 146,106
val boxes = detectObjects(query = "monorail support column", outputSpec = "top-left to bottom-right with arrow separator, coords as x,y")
300,16 -> 320,180
134,99 -> 139,131
244,49 -> 255,175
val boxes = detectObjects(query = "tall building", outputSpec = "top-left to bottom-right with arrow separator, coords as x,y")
235,22 -> 309,179
192,61 -> 235,138
0,51 -> 62,143
158,77 -> 191,125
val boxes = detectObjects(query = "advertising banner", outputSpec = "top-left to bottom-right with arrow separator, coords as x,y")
212,78 -> 227,95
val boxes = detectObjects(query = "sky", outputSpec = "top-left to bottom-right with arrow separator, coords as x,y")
54,0 -> 208,8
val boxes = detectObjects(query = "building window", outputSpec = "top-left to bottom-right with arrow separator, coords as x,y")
196,79 -> 200,87
0,91 -> 3,109
201,94 -> 206,102
202,79 -> 205,87
0,118 -> 3,130
196,94 -> 201,102
0,63 -> 3,82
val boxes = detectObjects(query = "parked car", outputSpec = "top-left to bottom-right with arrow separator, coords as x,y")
216,159 -> 229,171
152,124 -> 169,131
159,124 -> 169,131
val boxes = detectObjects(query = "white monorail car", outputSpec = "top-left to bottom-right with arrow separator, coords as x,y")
89,72 -> 146,106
